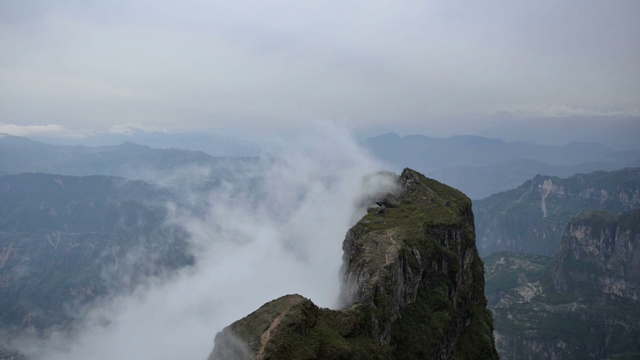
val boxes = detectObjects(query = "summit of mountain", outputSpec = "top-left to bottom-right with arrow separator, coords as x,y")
208,169 -> 498,360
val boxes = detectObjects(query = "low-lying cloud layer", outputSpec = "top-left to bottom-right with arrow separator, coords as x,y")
5,125 -> 395,360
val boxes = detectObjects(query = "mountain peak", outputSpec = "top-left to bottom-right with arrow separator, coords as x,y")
208,168 -> 497,360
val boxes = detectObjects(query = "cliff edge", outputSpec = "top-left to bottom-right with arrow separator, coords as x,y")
552,209 -> 640,300
208,168 -> 498,360
489,208 -> 640,359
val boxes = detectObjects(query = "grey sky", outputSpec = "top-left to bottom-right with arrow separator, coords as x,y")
1,0 -> 639,136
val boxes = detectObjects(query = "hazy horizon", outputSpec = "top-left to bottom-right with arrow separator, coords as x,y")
2,114 -> 639,153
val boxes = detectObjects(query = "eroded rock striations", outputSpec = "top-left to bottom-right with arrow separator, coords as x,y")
552,209 -> 640,300
488,209 -> 640,359
208,169 -> 498,360
475,167 -> 640,256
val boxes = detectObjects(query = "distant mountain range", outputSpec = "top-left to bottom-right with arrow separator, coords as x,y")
0,137 -> 269,340
1,133 -> 638,359
361,133 -> 640,199
4,132 -> 638,200
23,131 -> 260,158
474,167 -> 640,256
0,134 -> 264,192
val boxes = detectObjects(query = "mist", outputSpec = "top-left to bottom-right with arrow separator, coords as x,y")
2,125 -> 395,360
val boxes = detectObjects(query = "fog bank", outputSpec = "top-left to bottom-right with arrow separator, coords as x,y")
7,125 -> 393,360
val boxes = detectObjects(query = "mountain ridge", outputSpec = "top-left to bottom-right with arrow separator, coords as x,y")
361,133 -> 640,199
0,135 -> 264,193
474,167 -> 640,256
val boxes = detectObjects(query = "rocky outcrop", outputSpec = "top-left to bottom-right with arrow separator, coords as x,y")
475,167 -> 640,256
552,209 -> 640,300
208,169 -> 498,360
487,209 -> 640,359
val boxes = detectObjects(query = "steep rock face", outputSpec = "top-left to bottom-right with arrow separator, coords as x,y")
487,209 -> 640,359
475,167 -> 640,256
552,209 -> 640,300
209,169 -> 497,360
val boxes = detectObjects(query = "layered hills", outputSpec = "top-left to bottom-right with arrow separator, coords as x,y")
4,135 -> 636,359
5,133 -> 638,201
0,135 -> 261,189
485,209 -> 640,359
474,167 -> 640,256
362,133 -> 640,199
208,169 -> 498,360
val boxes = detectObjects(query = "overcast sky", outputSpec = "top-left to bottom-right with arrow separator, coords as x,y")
1,0 -> 639,138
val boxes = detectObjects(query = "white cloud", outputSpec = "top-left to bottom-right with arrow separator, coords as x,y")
6,124 -> 395,360
108,123 -> 168,135
502,104 -> 640,118
0,123 -> 90,138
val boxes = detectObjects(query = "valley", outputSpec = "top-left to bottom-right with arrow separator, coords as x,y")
1,134 -> 638,359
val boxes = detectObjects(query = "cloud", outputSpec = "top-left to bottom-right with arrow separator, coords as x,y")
108,123 -> 168,135
498,104 -> 640,118
4,124 -> 395,360
0,123 -> 90,138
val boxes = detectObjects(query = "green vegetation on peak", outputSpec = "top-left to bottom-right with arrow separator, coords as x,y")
346,169 -> 474,289
210,168 -> 498,360
360,168 -> 471,241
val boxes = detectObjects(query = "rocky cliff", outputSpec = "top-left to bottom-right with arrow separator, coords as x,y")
475,167 -> 640,256
487,209 -> 640,359
552,209 -> 640,300
208,169 -> 498,360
